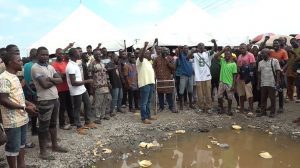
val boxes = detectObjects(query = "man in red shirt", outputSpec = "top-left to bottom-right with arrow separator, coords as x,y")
52,48 -> 74,130
270,39 -> 288,113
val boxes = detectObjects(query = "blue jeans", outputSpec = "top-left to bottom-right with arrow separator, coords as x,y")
140,84 -> 154,121
4,124 -> 27,156
158,93 -> 174,110
111,88 -> 123,112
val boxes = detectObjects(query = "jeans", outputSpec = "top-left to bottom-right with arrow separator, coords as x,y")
179,75 -> 193,94
58,91 -> 74,126
72,91 -> 94,128
140,84 -> 154,121
158,93 -> 173,110
4,124 -> 27,156
128,89 -> 139,110
121,86 -> 128,106
110,88 -> 123,112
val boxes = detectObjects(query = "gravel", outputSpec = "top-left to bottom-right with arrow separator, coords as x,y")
0,101 -> 300,168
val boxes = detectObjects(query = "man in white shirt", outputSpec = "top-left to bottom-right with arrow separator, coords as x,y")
191,39 -> 218,113
66,48 -> 96,135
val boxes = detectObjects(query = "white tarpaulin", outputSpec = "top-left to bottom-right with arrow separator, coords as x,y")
30,5 -> 131,53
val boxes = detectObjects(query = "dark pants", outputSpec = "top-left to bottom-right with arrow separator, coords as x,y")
287,76 -> 296,100
296,76 -> 300,99
158,93 -> 174,110
140,84 -> 154,121
37,99 -> 59,133
111,88 -> 123,112
128,89 -> 139,110
58,91 -> 74,127
121,86 -> 128,106
72,91 -> 93,128
278,78 -> 284,109
261,86 -> 276,114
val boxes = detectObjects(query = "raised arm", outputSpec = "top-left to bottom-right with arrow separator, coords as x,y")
259,36 -> 270,51
139,41 -> 149,62
63,42 -> 75,53
211,39 -> 218,52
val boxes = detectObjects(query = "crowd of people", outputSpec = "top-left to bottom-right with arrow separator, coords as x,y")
0,36 -> 300,167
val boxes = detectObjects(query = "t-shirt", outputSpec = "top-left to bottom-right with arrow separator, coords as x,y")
124,63 -> 138,90
193,51 -> 215,81
270,49 -> 288,62
52,60 -> 69,92
136,58 -> 155,88
0,71 -> 29,128
31,63 -> 59,101
66,60 -> 87,96
237,52 -> 256,67
219,58 -> 237,87
258,58 -> 281,87
23,61 -> 34,85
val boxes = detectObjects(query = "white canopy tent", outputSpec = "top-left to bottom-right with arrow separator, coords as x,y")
30,5 -> 131,53
137,0 -> 218,47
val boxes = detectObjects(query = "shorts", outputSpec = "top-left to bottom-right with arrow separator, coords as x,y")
218,82 -> 234,100
38,99 -> 59,133
237,80 -> 253,99
179,75 -> 193,94
4,124 -> 27,156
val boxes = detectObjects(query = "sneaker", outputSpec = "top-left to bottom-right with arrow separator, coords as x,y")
76,127 -> 87,135
60,124 -> 71,130
142,119 -> 152,124
84,122 -> 97,129
121,105 -> 127,108
295,99 -> 300,103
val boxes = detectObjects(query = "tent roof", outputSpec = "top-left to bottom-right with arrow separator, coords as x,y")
139,0 -> 217,47
30,5 -> 131,53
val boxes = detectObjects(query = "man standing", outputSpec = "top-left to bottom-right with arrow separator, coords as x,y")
269,39 -> 288,113
124,54 -> 139,112
191,40 -> 218,113
153,47 -> 176,113
107,54 -> 124,114
31,47 -> 68,160
257,49 -> 281,117
88,49 -> 111,124
52,48 -> 74,130
178,46 -> 194,110
137,42 -> 156,124
119,50 -> 129,108
66,48 -> 96,135
236,43 -> 256,114
285,38 -> 300,101
214,48 -> 237,115
23,48 -> 38,135
0,49 -> 37,168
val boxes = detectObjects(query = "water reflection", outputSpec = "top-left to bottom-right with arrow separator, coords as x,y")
97,129 -> 300,168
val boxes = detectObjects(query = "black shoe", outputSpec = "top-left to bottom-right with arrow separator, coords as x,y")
277,108 -> 284,113
269,113 -> 275,118
256,113 -> 267,117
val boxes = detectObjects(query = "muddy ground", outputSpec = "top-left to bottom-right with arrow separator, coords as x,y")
0,99 -> 300,168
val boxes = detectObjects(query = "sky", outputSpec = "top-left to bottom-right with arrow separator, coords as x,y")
0,0 -> 299,56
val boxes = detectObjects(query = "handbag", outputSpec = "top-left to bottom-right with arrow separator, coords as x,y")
0,123 -> 7,146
